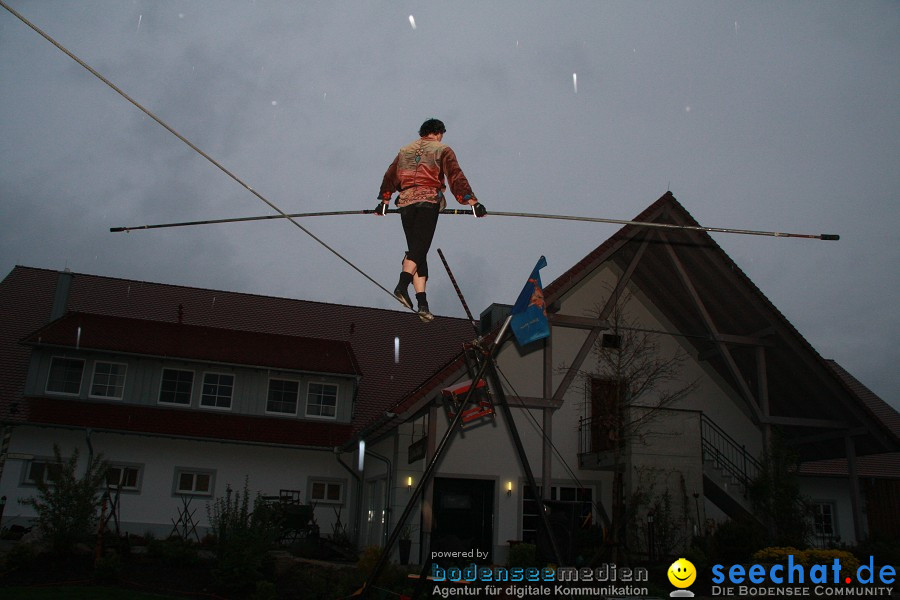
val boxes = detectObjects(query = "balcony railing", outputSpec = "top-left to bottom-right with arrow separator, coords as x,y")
700,414 -> 762,487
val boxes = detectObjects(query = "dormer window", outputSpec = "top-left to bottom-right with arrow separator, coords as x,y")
159,368 -> 194,405
200,372 -> 234,409
90,361 -> 127,399
46,357 -> 84,395
267,378 -> 299,415
306,382 -> 338,419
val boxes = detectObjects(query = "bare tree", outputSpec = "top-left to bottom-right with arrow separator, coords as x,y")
571,288 -> 698,562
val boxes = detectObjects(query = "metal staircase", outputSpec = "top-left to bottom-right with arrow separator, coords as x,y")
700,414 -> 762,520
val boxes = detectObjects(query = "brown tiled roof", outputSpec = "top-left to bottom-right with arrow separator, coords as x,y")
800,453 -> 900,479
23,311 -> 361,376
825,359 -> 900,440
0,266 -> 474,446
25,396 -> 353,448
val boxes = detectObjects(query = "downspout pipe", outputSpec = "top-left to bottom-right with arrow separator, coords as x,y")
335,449 -> 363,547
85,428 -> 94,471
364,449 -> 393,548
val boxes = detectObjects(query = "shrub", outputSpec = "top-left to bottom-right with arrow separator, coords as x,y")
93,551 -> 123,583
207,479 -> 281,596
18,444 -> 109,554
710,517 -> 767,563
507,542 -> 540,569
356,545 -> 408,591
751,546 -> 860,582
3,542 -> 39,572
146,536 -> 202,566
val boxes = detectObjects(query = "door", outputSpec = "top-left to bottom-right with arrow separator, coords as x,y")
431,477 -> 495,564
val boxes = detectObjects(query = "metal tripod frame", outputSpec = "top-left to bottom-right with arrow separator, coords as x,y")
359,315 -> 565,599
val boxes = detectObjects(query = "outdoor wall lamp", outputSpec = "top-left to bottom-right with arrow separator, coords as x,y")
506,481 -> 513,496
407,476 -> 413,489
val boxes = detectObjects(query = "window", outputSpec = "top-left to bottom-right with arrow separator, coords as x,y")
201,372 -> 234,409
106,464 -> 142,492
587,377 -> 624,453
22,459 -> 61,486
310,479 -> 344,504
812,502 -> 837,546
159,369 -> 194,405
90,362 -> 127,399
174,468 -> 214,496
306,382 -> 338,418
521,485 -> 594,544
47,357 -> 84,395
267,378 -> 299,414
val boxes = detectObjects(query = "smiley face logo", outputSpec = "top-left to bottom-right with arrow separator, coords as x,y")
668,557 -> 697,589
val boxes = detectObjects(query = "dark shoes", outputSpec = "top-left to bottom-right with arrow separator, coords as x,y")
417,303 -> 434,323
395,285 -> 433,323
394,286 -> 413,310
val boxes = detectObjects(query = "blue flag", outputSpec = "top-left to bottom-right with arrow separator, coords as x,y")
510,256 -> 550,346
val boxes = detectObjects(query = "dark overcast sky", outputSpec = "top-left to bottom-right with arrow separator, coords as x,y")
1,1 -> 897,408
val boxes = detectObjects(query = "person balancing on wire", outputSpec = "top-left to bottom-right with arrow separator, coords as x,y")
376,118 -> 486,322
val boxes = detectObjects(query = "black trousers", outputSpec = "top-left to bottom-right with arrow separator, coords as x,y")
399,202 -> 440,279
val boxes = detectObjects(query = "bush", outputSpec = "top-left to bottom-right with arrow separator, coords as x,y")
751,546 -> 860,582
93,551 -> 123,583
146,536 -> 202,567
507,542 -> 540,569
3,542 -> 39,572
710,517 -> 767,563
207,479 -> 281,597
18,444 -> 109,554
356,545 -> 408,591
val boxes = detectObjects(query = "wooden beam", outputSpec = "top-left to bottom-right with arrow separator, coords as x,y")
548,314 -> 610,329
550,237 -> 650,402
762,415 -> 849,429
660,232 -> 763,422
508,396 -> 564,410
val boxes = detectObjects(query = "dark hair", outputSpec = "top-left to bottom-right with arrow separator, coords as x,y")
419,118 -> 446,137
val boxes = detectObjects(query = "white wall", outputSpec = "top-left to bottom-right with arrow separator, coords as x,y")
0,425 -> 351,538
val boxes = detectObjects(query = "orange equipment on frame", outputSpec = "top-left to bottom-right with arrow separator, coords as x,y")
441,378 -> 494,425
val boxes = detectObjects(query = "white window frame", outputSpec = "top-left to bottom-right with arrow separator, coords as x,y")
305,381 -> 339,419
158,368 -> 195,406
89,361 -> 128,400
812,501 -> 838,546
309,478 -> 345,505
521,484 -> 595,544
106,463 -> 143,493
266,377 -> 300,415
21,457 -> 59,487
200,371 -> 235,410
173,467 -> 215,496
46,356 -> 85,396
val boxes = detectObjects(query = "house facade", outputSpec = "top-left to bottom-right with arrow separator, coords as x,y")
344,193 -> 899,565
1,193 -> 896,565
0,264 -> 473,541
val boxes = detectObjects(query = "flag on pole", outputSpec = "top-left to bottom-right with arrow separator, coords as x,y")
510,256 -> 550,346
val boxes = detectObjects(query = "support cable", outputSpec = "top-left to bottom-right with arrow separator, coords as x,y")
0,1 -> 407,309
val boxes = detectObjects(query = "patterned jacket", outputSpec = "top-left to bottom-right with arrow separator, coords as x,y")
378,137 -> 476,208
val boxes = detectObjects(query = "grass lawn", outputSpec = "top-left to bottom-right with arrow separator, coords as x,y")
0,586 -> 184,599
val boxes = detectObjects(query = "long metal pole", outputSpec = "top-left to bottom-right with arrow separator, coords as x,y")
111,208 -> 840,241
